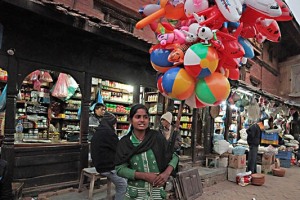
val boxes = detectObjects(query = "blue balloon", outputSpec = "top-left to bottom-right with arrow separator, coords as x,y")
150,49 -> 173,67
238,37 -> 254,58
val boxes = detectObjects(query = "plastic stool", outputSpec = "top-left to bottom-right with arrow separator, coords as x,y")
78,167 -> 112,200
205,154 -> 220,168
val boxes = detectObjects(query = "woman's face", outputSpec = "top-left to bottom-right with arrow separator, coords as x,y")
130,108 -> 149,132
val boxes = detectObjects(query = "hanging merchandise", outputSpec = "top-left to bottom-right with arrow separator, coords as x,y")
42,71 -> 52,82
0,85 -> 7,112
51,73 -> 68,99
33,79 -> 41,91
64,75 -> 79,101
89,90 -> 104,111
247,96 -> 260,121
29,70 -> 40,81
39,71 -> 53,82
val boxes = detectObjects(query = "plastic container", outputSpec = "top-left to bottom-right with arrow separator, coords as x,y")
279,159 -> 291,168
276,151 -> 292,160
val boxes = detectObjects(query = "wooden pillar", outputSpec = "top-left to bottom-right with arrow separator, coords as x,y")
2,54 -> 18,183
79,72 -> 92,170
203,107 -> 213,154
191,108 -> 197,163
224,102 -> 232,141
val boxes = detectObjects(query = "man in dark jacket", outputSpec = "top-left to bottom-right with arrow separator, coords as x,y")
0,159 -> 13,200
246,121 -> 264,173
91,112 -> 127,200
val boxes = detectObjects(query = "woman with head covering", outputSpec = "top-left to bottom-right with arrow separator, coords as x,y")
115,104 -> 179,199
160,112 -> 182,155
91,112 -> 127,200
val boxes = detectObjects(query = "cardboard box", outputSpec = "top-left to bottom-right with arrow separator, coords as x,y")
229,154 -> 247,169
218,157 -> 228,168
262,154 -> 275,165
261,164 -> 275,174
227,167 -> 247,182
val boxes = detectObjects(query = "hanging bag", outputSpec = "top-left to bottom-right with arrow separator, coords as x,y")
51,73 -> 68,98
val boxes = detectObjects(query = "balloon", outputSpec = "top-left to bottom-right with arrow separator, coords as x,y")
228,68 -> 240,80
150,48 -> 174,67
162,67 -> 195,100
184,0 -> 209,18
215,0 -> 241,22
244,0 -> 282,17
238,37 -> 254,58
139,4 -> 160,17
256,18 -> 281,42
273,0 -> 293,21
168,44 -> 191,66
136,0 -> 186,29
196,5 -> 226,29
195,72 -> 230,105
149,21 -> 174,34
157,29 -> 186,46
151,62 -> 175,73
184,43 -> 219,78
185,92 -> 207,108
157,73 -> 168,96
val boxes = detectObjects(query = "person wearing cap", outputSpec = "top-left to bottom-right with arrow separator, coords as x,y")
160,112 -> 182,155
91,112 -> 127,200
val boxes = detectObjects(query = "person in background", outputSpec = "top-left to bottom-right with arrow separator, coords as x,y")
88,103 -> 106,140
115,104 -> 179,199
91,112 -> 127,200
0,159 -> 13,200
246,120 -> 264,173
159,111 -> 182,155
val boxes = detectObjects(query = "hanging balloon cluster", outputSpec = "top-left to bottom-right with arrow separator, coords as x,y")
137,0 -> 293,108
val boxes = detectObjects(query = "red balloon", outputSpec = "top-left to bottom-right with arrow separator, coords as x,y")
228,68 -> 240,80
256,18 -> 281,42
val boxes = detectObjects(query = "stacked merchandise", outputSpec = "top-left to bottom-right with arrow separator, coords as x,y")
260,129 -> 280,146
227,147 -> 247,182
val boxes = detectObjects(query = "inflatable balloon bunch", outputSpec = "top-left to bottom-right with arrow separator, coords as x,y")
137,0 -> 293,108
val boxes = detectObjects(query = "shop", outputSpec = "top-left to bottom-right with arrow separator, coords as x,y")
0,1 -> 154,195
210,79 -> 300,175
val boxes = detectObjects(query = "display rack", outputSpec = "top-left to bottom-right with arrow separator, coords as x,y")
16,80 -> 51,140
144,90 -> 164,129
91,78 -> 133,137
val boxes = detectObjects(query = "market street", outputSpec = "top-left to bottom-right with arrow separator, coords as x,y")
42,166 -> 300,200
198,166 -> 300,200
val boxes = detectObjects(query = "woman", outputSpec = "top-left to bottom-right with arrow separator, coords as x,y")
115,104 -> 179,199
159,112 -> 182,155
91,112 -> 127,200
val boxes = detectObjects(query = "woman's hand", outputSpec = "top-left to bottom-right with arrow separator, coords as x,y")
152,165 -> 174,187
135,172 -> 158,184
153,171 -> 169,187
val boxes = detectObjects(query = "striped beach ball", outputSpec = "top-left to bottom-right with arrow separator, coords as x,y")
162,67 -> 195,100
185,93 -> 207,109
195,72 -> 230,106
157,73 -> 168,97
184,43 -> 219,78
150,49 -> 174,73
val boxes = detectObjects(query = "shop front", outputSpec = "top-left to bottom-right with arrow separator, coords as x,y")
0,1 -> 154,195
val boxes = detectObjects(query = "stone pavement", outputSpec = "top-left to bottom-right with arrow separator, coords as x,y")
37,166 -> 300,200
197,166 -> 300,200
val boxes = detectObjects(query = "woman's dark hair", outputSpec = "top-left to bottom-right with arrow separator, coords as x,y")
93,103 -> 106,113
129,104 -> 149,119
